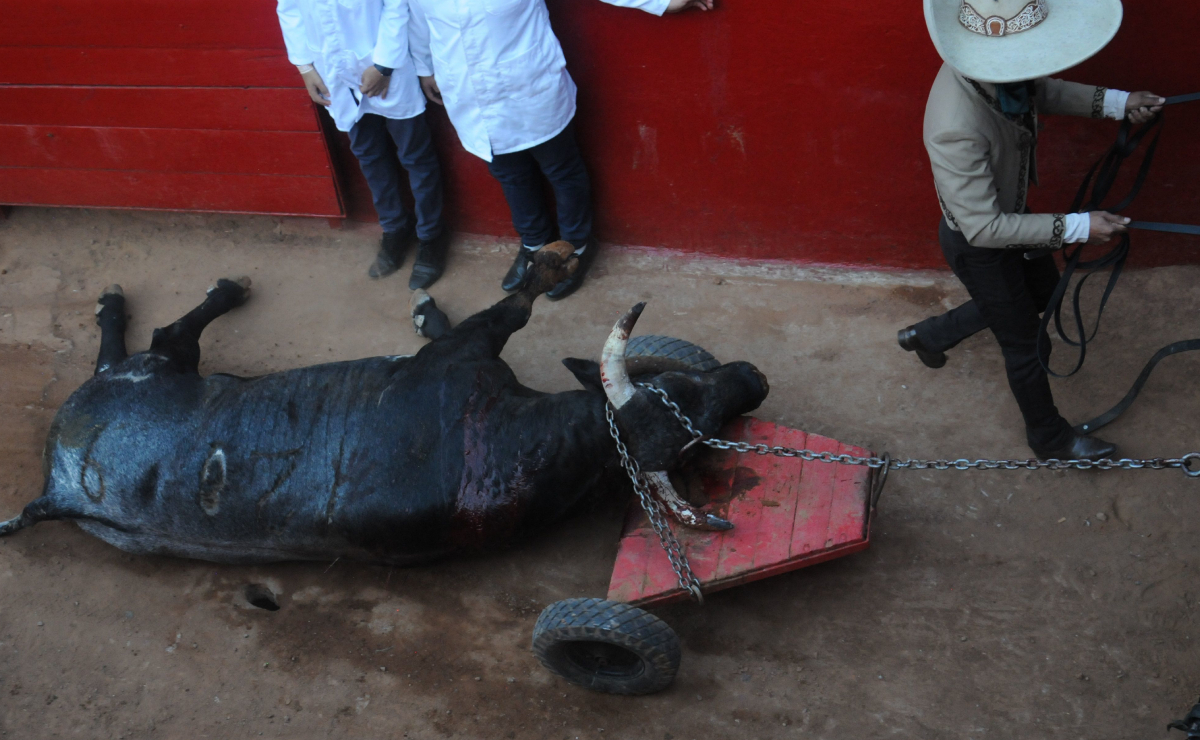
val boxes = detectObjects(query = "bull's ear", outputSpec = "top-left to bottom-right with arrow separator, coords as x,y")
562,358 -> 604,393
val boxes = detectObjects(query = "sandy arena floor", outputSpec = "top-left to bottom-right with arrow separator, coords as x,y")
1,208 -> 1198,739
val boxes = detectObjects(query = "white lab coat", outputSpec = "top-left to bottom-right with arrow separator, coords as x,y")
408,0 -> 669,161
276,0 -> 426,132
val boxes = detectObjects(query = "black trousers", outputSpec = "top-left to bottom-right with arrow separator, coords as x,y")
913,219 -> 1073,451
347,112 -> 444,241
486,122 -> 593,250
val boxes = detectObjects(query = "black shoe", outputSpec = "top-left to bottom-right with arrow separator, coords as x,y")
369,228 -> 414,279
1031,432 -> 1117,461
546,240 -> 598,301
502,249 -> 536,293
408,231 -> 450,290
897,326 -> 947,369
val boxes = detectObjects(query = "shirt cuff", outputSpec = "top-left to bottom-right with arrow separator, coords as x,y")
1063,212 -> 1090,243
1103,88 -> 1130,120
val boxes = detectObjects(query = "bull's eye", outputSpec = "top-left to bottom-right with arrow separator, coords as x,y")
199,447 -> 227,516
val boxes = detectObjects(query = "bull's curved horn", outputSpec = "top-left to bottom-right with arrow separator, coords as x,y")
645,470 -> 734,532
600,302 -> 646,409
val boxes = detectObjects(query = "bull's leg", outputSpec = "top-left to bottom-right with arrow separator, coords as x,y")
149,277 -> 251,373
410,290 -> 452,340
429,242 -> 578,359
94,284 -> 128,375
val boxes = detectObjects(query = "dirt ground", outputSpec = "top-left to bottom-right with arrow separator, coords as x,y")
1,207 -> 1198,739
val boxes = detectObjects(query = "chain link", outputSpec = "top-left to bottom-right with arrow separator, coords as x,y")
605,404 -> 705,604
638,383 -> 1200,478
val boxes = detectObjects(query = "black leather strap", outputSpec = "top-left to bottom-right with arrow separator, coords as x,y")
1128,220 -> 1200,236
1035,92 -> 1200,431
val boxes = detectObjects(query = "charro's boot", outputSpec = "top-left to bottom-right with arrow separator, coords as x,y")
897,325 -> 947,369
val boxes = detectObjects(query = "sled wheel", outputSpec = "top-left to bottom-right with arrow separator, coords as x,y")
531,598 -> 681,695
625,335 -> 720,377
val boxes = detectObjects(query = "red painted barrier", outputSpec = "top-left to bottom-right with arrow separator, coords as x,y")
0,0 -> 343,220
334,0 -> 1199,269
1,1 -> 1194,267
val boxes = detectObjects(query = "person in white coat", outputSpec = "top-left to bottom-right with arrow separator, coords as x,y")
277,0 -> 450,289
408,0 -> 713,300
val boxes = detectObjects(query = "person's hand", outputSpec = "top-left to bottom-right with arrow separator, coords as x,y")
360,66 -> 390,98
301,68 -> 331,106
665,0 -> 713,11
1125,91 -> 1165,125
419,75 -> 443,105
1088,211 -> 1130,244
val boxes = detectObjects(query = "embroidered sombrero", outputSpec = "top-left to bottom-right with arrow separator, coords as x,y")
924,0 -> 1123,83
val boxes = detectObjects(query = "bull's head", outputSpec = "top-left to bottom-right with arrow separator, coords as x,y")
564,303 -> 769,525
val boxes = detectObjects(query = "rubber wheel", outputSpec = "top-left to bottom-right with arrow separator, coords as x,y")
531,598 -> 681,695
625,335 -> 720,375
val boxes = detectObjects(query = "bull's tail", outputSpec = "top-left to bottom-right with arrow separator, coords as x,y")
0,513 -> 32,536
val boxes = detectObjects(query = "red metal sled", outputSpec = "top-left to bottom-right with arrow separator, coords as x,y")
607,417 -> 879,607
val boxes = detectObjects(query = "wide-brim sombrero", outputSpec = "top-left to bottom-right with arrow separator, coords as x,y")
924,0 -> 1123,83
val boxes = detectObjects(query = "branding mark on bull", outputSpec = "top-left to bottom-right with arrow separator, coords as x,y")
199,446 -> 227,516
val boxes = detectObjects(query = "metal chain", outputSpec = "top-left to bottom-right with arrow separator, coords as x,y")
605,403 -> 705,604
637,383 -> 1200,478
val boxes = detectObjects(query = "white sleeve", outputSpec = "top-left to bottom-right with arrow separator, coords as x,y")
599,0 -> 671,16
374,0 -> 409,70
407,0 -> 434,77
276,0 -> 314,66
1063,212 -> 1090,243
1103,88 -> 1130,120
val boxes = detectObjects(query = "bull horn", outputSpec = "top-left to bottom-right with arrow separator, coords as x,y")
600,302 -> 646,409
645,470 -> 734,532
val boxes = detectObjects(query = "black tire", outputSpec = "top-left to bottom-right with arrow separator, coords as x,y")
625,335 -> 720,374
531,598 -> 681,695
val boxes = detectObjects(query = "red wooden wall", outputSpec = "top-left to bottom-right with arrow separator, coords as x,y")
0,0 -> 343,219
1,1 -> 1195,268
335,0 -> 1199,270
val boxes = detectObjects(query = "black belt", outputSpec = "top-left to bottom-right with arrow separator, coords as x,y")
1028,92 -> 1200,434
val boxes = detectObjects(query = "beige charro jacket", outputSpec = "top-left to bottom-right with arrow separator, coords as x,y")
924,63 -> 1109,249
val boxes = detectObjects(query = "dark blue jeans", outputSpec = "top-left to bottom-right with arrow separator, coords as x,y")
347,112 -> 444,241
914,219 -> 1072,450
486,123 -> 593,249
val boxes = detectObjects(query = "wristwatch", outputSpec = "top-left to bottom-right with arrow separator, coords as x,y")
373,64 -> 393,76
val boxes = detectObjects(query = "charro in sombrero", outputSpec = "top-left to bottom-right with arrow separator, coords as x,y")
924,0 -> 1123,83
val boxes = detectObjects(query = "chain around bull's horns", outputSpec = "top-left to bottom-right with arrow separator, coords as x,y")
636,383 -> 1200,478
605,403 -> 704,604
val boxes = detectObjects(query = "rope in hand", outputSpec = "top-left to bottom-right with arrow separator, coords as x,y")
1028,93 -> 1200,434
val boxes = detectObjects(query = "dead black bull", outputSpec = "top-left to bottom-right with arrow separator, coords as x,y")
0,242 -> 768,566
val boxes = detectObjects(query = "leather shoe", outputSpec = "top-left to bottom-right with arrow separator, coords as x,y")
408,230 -> 450,290
1032,432 -> 1117,461
501,249 -> 535,293
897,326 -> 947,369
546,240 -> 598,301
369,228 -> 414,279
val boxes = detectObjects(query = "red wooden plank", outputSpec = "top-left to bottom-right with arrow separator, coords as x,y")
0,126 -> 333,177
0,1 -> 287,49
0,87 -> 319,132
789,432 -> 840,558
0,47 -> 301,88
0,168 -> 343,217
751,424 -> 806,567
607,418 -> 877,608
712,420 -> 776,580
827,442 -> 872,544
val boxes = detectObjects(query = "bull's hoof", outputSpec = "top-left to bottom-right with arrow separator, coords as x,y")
410,289 -> 450,340
207,276 -> 252,306
94,284 -> 125,316
526,241 -> 579,294
532,598 -> 681,695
